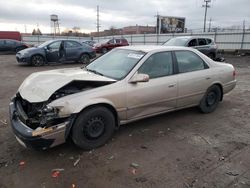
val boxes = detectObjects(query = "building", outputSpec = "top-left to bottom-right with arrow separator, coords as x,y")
122,25 -> 156,35
90,25 -> 156,37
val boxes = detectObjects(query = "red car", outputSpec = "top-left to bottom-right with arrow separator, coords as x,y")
94,38 -> 129,53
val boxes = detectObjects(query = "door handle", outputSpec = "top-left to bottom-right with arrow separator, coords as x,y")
206,77 -> 211,80
168,84 -> 176,88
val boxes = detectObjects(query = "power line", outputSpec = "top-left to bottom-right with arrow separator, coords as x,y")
202,0 -> 211,32
96,5 -> 101,41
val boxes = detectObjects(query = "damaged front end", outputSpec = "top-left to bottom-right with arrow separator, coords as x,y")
9,79 -> 115,150
9,93 -> 75,150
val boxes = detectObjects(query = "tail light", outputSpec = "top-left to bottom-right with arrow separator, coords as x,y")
233,69 -> 236,79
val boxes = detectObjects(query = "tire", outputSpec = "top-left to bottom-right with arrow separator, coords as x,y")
199,85 -> 222,113
79,54 -> 90,64
72,106 -> 116,150
102,48 -> 108,54
31,55 -> 45,66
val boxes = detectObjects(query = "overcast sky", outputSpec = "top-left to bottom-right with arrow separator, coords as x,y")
0,0 -> 249,33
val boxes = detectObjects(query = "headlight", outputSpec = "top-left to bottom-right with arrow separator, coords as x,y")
42,105 -> 54,113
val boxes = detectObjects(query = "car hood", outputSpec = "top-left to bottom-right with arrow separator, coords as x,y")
18,67 -> 116,103
18,47 -> 41,55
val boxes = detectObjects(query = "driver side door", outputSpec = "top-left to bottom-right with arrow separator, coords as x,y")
45,41 -> 62,62
126,51 -> 178,120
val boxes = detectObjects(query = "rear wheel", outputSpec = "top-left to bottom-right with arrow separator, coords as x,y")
199,85 -> 222,113
31,55 -> 44,66
79,54 -> 90,64
72,106 -> 116,150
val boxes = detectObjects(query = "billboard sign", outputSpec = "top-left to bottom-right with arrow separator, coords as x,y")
157,16 -> 185,33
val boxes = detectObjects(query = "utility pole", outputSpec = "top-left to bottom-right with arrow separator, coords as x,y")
202,0 -> 211,32
96,5 -> 101,42
208,18 -> 212,32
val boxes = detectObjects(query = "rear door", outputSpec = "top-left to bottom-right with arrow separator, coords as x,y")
45,41 -> 61,62
126,51 -> 178,120
174,50 -> 212,107
64,40 -> 82,60
195,38 -> 209,55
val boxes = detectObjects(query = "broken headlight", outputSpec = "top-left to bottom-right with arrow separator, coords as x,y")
42,105 -> 55,113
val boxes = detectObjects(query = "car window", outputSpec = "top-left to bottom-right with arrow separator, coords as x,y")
0,40 -> 5,45
198,38 -> 207,46
206,38 -> 212,44
48,41 -> 61,49
175,51 -> 206,73
65,41 -> 81,48
121,39 -> 127,43
188,39 -> 197,47
138,51 -> 173,79
87,49 -> 145,80
115,39 -> 121,43
6,40 -> 16,45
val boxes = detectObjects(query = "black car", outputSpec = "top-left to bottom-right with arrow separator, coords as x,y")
16,39 -> 96,66
0,39 -> 29,53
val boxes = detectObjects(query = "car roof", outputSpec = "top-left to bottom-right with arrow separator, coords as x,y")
119,45 -> 193,53
172,36 -> 213,40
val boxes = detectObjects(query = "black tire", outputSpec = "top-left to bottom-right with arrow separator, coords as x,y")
102,48 -> 108,54
72,106 -> 116,150
79,53 -> 90,64
199,85 -> 222,113
31,55 -> 45,66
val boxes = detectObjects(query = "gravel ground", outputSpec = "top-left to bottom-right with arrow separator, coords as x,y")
0,54 -> 250,188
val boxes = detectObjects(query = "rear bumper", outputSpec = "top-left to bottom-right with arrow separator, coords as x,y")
89,51 -> 96,59
223,80 -> 237,94
9,98 -> 70,150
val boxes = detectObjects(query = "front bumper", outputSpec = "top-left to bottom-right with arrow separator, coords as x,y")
16,53 -> 30,64
9,99 -> 71,150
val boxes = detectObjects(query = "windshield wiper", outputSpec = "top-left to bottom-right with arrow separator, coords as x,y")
86,68 -> 104,76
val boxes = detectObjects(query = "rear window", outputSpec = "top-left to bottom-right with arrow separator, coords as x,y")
206,38 -> 213,44
198,38 -> 207,46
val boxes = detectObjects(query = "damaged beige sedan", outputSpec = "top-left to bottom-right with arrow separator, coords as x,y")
9,46 -> 236,150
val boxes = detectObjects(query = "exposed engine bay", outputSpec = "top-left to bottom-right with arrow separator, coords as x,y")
15,80 -> 114,129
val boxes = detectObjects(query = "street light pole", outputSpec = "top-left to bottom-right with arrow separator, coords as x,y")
202,0 -> 211,32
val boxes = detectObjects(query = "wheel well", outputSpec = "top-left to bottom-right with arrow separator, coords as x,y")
80,52 -> 90,58
31,54 -> 45,61
213,83 -> 223,101
79,103 -> 119,127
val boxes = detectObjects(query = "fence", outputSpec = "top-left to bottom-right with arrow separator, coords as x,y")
22,31 -> 250,50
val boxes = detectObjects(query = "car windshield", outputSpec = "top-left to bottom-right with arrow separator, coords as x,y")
163,38 -> 189,46
37,40 -> 54,48
86,49 -> 145,80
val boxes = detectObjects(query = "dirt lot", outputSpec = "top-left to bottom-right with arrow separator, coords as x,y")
0,54 -> 250,188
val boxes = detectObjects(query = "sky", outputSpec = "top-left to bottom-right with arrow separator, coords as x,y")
0,0 -> 249,34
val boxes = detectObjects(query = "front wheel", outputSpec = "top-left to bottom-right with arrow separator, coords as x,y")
102,48 -> 108,54
199,85 -> 222,113
72,106 -> 116,150
79,54 -> 90,64
31,55 -> 45,66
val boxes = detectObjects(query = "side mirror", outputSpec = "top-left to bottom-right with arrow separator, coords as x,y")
129,73 -> 149,83
44,46 -> 49,50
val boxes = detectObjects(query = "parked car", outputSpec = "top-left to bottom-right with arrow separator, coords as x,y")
9,46 -> 236,150
82,40 -> 96,47
0,39 -> 29,53
16,39 -> 96,66
94,38 -> 129,53
163,36 -> 218,60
